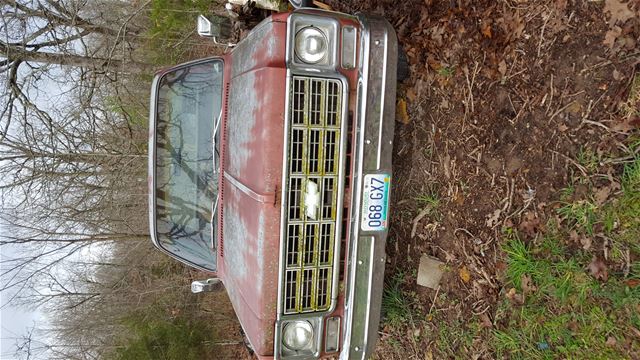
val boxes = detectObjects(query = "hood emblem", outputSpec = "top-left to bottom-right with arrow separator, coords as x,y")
304,180 -> 320,220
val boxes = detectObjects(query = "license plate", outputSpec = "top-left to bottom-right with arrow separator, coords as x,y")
361,174 -> 391,231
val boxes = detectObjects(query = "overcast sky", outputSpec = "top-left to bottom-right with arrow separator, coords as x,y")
1,235 -> 47,360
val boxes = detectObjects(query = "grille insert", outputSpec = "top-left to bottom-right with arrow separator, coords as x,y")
283,76 -> 343,314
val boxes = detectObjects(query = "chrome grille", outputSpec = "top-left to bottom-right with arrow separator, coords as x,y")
283,76 -> 342,314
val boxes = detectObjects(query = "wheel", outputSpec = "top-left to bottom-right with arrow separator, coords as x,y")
397,46 -> 409,82
289,0 -> 313,8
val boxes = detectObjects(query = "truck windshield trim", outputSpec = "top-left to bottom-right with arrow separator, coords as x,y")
151,59 -> 223,272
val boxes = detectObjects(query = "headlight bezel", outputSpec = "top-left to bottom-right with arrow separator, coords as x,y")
287,14 -> 339,70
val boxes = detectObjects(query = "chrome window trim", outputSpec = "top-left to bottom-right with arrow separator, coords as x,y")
148,57 -> 224,273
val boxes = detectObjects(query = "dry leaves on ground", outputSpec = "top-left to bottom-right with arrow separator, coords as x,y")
588,256 -> 609,281
604,0 -> 637,26
459,266 -> 471,283
519,211 -> 541,237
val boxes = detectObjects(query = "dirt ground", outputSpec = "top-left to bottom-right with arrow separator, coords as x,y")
323,0 -> 640,358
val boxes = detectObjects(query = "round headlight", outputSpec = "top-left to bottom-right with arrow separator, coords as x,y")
282,321 -> 314,350
294,27 -> 328,64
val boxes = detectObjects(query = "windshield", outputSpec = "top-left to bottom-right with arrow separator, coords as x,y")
152,59 -> 223,272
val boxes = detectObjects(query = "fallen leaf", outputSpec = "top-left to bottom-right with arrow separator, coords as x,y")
558,123 -> 569,132
519,211 -> 541,236
569,230 -> 581,243
506,287 -> 524,304
486,209 -> 502,228
406,88 -> 417,102
580,237 -> 592,251
622,35 -> 637,49
479,313 -> 493,329
594,186 -> 612,205
625,279 -> 640,288
396,98 -> 410,124
498,60 -> 507,77
588,256 -> 609,282
427,55 -> 442,71
612,116 -> 640,133
481,22 -> 492,38
555,0 -> 568,12
425,349 -> 434,360
567,101 -> 583,114
459,266 -> 471,283
603,26 -> 622,48
613,69 -> 622,81
604,0 -> 636,27
606,336 -> 617,346
568,321 -> 579,332
521,274 -> 537,293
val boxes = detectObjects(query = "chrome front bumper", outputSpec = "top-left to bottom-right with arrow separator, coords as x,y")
341,14 -> 397,360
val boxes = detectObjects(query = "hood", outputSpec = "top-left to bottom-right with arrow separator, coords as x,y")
219,16 -> 287,356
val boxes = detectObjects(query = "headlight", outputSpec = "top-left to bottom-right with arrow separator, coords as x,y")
282,321 -> 314,351
294,27 -> 328,64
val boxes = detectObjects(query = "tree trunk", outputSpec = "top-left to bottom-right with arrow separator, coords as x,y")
0,42 -> 150,73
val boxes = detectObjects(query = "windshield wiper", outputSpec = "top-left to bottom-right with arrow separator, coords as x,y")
210,107 -> 222,249
212,107 -> 222,173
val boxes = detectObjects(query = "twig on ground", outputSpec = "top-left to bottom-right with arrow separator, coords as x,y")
549,100 -> 577,122
581,119 -> 611,131
428,285 -> 441,316
552,150 -> 588,177
546,74 -> 554,115
411,207 -> 431,238
537,12 -> 551,59
579,51 -> 640,75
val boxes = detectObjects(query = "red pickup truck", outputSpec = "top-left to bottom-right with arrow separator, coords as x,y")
148,7 -> 398,359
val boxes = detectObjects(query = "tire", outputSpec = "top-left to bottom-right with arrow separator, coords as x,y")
397,46 -> 409,82
289,0 -> 313,8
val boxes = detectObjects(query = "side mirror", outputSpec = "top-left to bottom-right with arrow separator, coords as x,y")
191,278 -> 223,293
197,15 -> 232,40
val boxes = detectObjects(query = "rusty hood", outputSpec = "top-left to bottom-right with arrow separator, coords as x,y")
219,16 -> 287,356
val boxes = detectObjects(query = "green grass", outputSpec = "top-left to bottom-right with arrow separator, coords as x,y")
381,270 -> 412,327
556,199 -> 598,234
437,66 -> 455,77
494,232 -> 639,359
621,74 -> 640,118
107,305 -> 213,360
415,192 -> 441,222
435,318 -> 479,358
577,147 -> 600,173
146,0 -> 213,65
415,192 -> 440,210
493,152 -> 640,359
